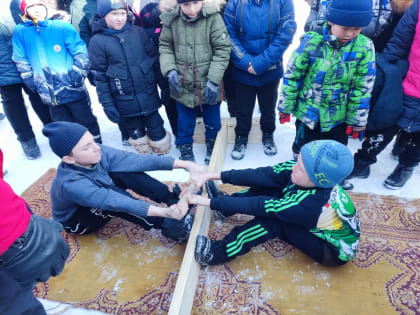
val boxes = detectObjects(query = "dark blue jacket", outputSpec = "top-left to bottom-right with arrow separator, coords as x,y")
366,56 -> 408,131
0,0 -> 23,86
89,17 -> 162,117
223,0 -> 296,87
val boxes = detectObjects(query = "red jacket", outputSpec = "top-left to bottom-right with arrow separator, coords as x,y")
0,149 -> 31,256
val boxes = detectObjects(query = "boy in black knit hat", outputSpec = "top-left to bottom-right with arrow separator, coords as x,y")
42,121 -> 206,243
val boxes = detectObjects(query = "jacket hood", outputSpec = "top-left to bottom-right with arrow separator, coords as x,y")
392,0 -> 414,14
159,0 -> 225,25
91,14 -> 109,35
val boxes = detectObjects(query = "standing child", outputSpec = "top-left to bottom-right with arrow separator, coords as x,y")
223,0 -> 296,160
159,0 -> 231,164
89,0 -> 171,155
278,0 -> 376,161
189,140 -> 360,267
12,0 -> 102,142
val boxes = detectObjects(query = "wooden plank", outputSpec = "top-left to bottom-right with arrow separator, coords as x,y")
168,119 -> 228,315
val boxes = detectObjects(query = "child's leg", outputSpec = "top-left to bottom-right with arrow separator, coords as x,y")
122,116 -> 152,154
202,103 -> 221,140
145,111 -> 171,154
22,85 -> 52,125
175,102 -> 197,146
164,96 -> 178,136
234,82 -> 257,138
66,96 -> 102,142
62,206 -> 113,235
256,80 -> 279,136
320,123 -> 348,145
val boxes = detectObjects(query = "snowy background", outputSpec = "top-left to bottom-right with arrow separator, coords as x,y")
1,0 -> 419,313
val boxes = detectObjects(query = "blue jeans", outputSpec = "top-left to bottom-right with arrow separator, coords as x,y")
176,102 -> 221,145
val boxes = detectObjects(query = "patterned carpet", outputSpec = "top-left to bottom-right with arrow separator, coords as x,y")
22,170 -> 420,315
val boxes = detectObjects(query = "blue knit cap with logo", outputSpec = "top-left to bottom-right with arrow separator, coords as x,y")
326,0 -> 373,27
97,0 -> 127,18
300,140 -> 354,188
42,122 -> 88,158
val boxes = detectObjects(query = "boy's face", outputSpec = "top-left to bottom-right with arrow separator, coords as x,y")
180,1 -> 203,19
26,4 -> 47,21
104,9 -> 127,31
63,132 -> 101,168
291,154 -> 316,188
328,22 -> 362,45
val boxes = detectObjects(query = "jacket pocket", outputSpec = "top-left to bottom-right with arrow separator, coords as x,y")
105,67 -> 133,95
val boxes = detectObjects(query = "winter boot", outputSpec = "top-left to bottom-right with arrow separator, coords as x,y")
205,180 -> 227,220
347,159 -> 370,180
20,138 -> 41,160
231,136 -> 247,160
149,131 -> 171,155
204,138 -> 216,165
340,179 -> 354,190
383,164 -> 415,190
262,133 -> 277,156
129,130 -> 152,154
161,213 -> 194,243
195,235 -> 216,265
177,143 -> 195,162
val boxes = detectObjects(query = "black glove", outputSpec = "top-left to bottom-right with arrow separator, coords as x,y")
103,105 -> 120,123
167,70 -> 181,94
1,215 -> 70,289
205,80 -> 219,105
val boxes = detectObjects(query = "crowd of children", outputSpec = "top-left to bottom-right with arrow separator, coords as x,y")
1,0 -> 420,312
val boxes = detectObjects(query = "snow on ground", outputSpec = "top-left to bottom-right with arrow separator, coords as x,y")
1,0 -> 419,313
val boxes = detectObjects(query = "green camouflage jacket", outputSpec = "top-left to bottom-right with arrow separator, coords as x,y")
278,27 -> 376,131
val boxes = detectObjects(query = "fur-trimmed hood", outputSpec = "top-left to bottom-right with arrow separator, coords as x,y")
392,0 -> 414,14
159,0 -> 225,25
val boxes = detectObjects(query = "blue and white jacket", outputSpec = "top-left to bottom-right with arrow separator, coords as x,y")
12,18 -> 89,105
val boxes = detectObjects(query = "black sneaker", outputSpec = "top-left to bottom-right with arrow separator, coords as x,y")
204,138 -> 216,165
205,180 -> 226,199
195,235 -> 215,266
262,133 -> 277,156
177,143 -> 195,162
161,213 -> 195,243
347,160 -> 370,180
20,138 -> 41,160
384,164 -> 414,190
231,136 -> 247,160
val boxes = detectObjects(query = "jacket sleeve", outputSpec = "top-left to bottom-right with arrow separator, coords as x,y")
88,37 -> 116,110
345,39 -> 376,127
159,24 -> 177,77
278,33 -> 312,114
210,190 -> 322,229
221,162 -> 293,189
223,0 -> 253,71
63,22 -> 89,78
251,0 -> 297,75
382,0 -> 419,63
11,27 -> 35,92
62,177 -> 150,217
207,14 -> 231,85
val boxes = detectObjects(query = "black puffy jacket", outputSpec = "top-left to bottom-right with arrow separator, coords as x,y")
88,16 -> 162,117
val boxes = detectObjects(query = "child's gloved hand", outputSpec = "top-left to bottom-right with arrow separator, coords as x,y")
205,80 -> 219,105
346,126 -> 365,141
103,105 -> 120,123
167,70 -> 180,94
279,112 -> 291,124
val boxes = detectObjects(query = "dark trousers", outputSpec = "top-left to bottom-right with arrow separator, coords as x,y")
164,97 -> 178,136
292,120 -> 348,154
234,80 -> 279,138
0,83 -> 52,142
355,127 -> 420,167
49,96 -> 101,139
176,102 -> 221,145
223,63 -> 237,117
119,111 -> 166,141
212,187 -> 344,266
0,271 -> 46,315
62,172 -> 179,235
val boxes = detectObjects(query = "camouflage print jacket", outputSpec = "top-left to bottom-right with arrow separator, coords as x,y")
278,27 -> 376,131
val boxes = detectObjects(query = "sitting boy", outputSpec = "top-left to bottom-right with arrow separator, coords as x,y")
42,121 -> 204,242
189,140 -> 360,266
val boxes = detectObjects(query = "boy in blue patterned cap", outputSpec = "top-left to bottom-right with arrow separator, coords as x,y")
190,140 -> 360,266
42,121 -> 206,243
